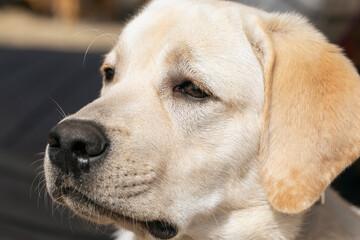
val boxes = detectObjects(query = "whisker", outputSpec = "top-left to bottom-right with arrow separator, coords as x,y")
212,213 -> 219,228
83,33 -> 118,67
38,179 -> 47,206
31,158 -> 44,166
73,28 -> 103,37
31,173 -> 43,198
36,152 -> 46,157
49,97 -> 67,118
44,187 -> 51,209
73,28 -> 119,39
30,167 -> 42,193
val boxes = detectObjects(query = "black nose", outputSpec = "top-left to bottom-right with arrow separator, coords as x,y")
47,120 -> 108,176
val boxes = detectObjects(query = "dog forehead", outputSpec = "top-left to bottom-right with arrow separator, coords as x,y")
115,0 -> 255,72
120,0 -> 241,52
104,0 -> 264,107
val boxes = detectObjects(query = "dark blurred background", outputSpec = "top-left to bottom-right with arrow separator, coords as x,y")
0,0 -> 359,239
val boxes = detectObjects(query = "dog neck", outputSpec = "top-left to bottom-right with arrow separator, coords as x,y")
182,166 -> 306,240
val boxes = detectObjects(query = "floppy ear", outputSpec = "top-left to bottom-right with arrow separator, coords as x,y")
244,12 -> 360,213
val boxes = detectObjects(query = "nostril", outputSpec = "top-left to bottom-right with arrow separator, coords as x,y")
71,140 -> 107,158
48,136 -> 60,148
71,141 -> 88,158
86,142 -> 108,157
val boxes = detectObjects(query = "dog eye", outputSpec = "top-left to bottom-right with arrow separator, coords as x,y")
174,81 -> 210,99
103,67 -> 115,82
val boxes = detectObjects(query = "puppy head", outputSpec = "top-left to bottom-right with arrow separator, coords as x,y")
44,0 -> 360,239
45,0 -> 264,238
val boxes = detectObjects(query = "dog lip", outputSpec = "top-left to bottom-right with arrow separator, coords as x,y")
146,220 -> 178,239
50,187 -> 66,204
61,187 -> 135,222
60,187 -> 178,239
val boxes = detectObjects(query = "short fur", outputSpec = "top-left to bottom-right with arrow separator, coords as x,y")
44,0 -> 360,239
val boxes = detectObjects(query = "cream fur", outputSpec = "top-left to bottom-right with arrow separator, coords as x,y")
44,0 -> 360,239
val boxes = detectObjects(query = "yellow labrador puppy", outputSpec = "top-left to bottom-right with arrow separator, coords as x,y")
44,0 -> 360,239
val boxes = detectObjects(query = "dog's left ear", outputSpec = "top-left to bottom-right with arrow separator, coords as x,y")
244,12 -> 360,213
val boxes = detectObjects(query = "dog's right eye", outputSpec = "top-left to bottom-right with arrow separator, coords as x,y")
173,81 -> 211,99
103,67 -> 115,82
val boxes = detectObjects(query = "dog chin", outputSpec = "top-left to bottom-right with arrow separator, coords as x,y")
53,187 -> 179,239
58,187 -> 115,223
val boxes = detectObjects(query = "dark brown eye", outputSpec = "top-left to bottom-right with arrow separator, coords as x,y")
103,67 -> 115,82
174,81 -> 210,99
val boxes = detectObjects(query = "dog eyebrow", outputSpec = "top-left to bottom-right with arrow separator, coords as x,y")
162,44 -> 218,98
165,44 -> 193,66
101,51 -> 117,70
167,44 -> 219,93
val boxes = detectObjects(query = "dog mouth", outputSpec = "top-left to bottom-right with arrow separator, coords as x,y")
55,187 -> 178,239
145,221 -> 178,240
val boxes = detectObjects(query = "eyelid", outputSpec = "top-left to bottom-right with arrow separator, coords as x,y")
100,64 -> 114,74
190,79 -> 212,96
172,79 -> 213,102
174,78 -> 212,96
